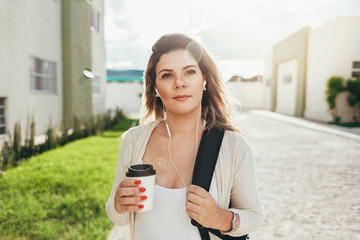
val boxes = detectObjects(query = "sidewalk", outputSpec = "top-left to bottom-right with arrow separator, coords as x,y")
248,109 -> 360,141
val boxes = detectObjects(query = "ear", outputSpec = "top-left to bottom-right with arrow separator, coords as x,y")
203,74 -> 207,81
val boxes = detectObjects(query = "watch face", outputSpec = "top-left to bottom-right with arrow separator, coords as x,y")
233,213 -> 240,230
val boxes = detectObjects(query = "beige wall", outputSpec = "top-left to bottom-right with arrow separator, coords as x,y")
304,17 -> 360,122
335,91 -> 360,122
91,0 -> 107,115
276,59 -> 298,115
271,26 -> 310,117
263,54 -> 272,110
226,82 -> 264,110
0,0 -> 62,145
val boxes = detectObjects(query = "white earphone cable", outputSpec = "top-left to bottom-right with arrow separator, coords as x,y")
165,82 -> 205,189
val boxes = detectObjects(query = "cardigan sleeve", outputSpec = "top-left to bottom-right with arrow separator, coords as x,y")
105,130 -> 132,225
224,136 -> 264,237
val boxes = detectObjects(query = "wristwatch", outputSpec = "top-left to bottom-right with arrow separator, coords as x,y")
221,212 -> 240,233
227,212 -> 240,232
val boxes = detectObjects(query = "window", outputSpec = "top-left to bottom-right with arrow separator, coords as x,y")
282,74 -> 292,84
92,76 -> 101,94
0,98 -> 6,135
91,7 -> 100,32
30,56 -> 57,93
352,61 -> 360,78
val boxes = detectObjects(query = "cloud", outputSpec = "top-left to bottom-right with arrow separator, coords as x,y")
197,22 -> 272,61
105,0 -> 360,74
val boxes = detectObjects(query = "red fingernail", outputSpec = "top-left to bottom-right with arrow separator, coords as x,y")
139,205 -> 144,209
139,187 -> 146,192
141,196 -> 147,200
135,180 -> 141,185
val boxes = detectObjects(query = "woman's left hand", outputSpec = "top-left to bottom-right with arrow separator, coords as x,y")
186,185 -> 233,231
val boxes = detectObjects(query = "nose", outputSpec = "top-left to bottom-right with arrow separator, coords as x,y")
174,74 -> 187,89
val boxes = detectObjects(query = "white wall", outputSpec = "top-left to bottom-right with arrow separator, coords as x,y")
106,82 -> 144,115
28,0 -> 63,133
335,91 -> 360,122
0,1 -> 62,147
305,17 -> 360,122
91,0 -> 106,116
276,59 -> 298,115
263,54 -> 272,110
0,1 -> 29,144
225,82 -> 264,110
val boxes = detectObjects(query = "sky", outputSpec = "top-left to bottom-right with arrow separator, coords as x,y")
104,0 -> 360,80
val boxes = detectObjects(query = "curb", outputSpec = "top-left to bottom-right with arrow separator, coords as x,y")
248,110 -> 360,142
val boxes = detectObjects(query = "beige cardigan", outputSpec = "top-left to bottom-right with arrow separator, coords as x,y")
105,120 -> 264,239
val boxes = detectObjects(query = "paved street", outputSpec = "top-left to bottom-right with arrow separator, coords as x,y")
108,111 -> 360,240
243,112 -> 360,240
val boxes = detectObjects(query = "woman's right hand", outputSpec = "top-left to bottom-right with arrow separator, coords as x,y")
115,179 -> 147,214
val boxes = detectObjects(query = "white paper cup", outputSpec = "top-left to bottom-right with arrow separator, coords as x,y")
126,164 -> 156,212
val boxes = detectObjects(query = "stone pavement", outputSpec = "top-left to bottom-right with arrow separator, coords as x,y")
107,110 -> 360,240
242,111 -> 360,240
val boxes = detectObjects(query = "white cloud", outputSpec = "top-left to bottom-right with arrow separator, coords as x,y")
105,0 -> 360,76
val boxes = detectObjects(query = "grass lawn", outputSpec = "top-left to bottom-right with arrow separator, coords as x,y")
0,118 -> 138,240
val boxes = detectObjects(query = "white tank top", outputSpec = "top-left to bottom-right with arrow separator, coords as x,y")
134,173 -> 218,240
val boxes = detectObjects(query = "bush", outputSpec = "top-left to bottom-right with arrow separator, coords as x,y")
0,108 -> 125,172
325,76 -> 345,121
325,76 -> 345,109
346,76 -> 360,122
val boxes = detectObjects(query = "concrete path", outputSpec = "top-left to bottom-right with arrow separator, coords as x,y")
243,111 -> 360,240
107,111 -> 360,240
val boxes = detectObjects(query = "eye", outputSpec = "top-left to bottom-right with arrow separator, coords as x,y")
186,69 -> 196,75
161,73 -> 172,79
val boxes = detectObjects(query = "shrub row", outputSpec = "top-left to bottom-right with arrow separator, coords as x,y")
0,108 -> 124,173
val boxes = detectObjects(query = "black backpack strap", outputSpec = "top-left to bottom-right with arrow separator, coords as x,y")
191,127 -> 224,240
191,127 -> 224,191
190,128 -> 249,240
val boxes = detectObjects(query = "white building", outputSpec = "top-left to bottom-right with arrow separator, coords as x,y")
304,18 -> 360,122
0,0 -> 106,147
264,17 -> 360,122
106,70 -> 144,116
226,78 -> 264,110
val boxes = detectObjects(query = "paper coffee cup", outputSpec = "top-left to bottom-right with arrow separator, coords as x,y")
126,164 -> 156,212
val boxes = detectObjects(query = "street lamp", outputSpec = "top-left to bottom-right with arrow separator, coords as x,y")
83,69 -> 95,79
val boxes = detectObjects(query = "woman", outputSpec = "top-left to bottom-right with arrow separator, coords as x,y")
105,33 -> 264,240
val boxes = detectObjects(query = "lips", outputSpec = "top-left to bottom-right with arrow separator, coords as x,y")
173,94 -> 191,101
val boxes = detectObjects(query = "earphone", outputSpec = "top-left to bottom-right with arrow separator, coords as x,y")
156,80 -> 206,139
155,88 -> 161,98
165,121 -> 171,137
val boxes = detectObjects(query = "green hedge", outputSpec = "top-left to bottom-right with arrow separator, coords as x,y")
0,108 -> 124,173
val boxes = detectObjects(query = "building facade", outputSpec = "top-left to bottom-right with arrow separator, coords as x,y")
304,17 -> 360,122
270,26 -> 310,117
264,17 -> 360,122
106,70 -> 144,115
0,0 -> 106,146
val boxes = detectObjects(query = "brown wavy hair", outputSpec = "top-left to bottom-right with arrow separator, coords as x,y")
140,33 -> 239,132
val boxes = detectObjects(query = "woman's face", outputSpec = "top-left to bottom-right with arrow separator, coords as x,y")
155,49 -> 206,116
